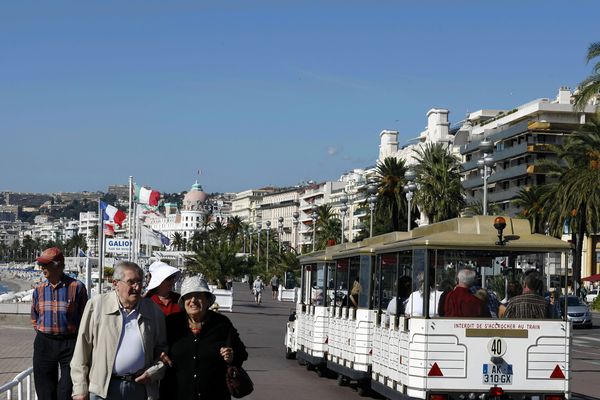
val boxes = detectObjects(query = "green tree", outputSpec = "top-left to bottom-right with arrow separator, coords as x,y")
227,216 -> 243,244
574,42 -> 600,110
374,157 -> 409,231
512,185 -> 547,233
185,241 -> 243,286
539,118 -> 600,291
171,232 -> 184,251
413,143 -> 465,223
314,204 -> 341,249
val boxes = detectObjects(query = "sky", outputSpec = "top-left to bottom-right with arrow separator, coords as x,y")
1,1 -> 598,195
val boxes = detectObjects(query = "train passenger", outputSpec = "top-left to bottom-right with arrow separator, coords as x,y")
498,280 -> 522,318
443,269 -> 490,317
503,272 -> 551,319
405,270 -> 443,317
385,275 -> 412,318
436,278 -> 455,317
349,277 -> 361,308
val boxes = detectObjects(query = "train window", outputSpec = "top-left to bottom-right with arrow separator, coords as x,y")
326,263 -> 336,307
375,253 -> 397,312
357,255 -> 372,308
334,259 -> 349,307
310,263 -> 327,306
405,249 -> 426,316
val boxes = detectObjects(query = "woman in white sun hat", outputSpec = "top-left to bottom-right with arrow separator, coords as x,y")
162,275 -> 248,399
145,261 -> 182,316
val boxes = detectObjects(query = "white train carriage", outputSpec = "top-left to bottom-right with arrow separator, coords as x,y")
286,215 -> 572,400
370,216 -> 571,400
292,250 -> 333,369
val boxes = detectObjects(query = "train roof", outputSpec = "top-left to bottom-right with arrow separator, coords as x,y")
299,216 -> 570,263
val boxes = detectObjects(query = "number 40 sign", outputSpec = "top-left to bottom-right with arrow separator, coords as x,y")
487,337 -> 507,357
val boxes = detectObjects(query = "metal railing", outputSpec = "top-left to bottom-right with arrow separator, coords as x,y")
0,367 -> 36,400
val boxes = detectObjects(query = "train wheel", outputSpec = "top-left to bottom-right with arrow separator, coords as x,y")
336,375 -> 346,386
316,367 -> 326,377
285,348 -> 295,359
357,381 -> 370,397
306,363 -> 316,371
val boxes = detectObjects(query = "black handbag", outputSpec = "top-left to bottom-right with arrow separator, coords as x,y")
226,364 -> 254,398
225,327 -> 253,398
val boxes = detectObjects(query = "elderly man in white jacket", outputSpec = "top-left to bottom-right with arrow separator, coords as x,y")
70,261 -> 168,400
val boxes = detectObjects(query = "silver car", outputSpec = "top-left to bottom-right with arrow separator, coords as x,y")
560,296 -> 593,328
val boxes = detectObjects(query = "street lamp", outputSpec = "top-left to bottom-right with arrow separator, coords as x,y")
266,220 -> 271,272
292,211 -> 300,253
256,222 -> 262,262
278,216 -> 284,253
311,204 -> 319,252
367,182 -> 377,238
404,169 -> 417,230
340,194 -> 348,244
477,139 -> 495,216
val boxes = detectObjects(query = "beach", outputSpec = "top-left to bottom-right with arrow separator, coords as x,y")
0,278 -> 35,294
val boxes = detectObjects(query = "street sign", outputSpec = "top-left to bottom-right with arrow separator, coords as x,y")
105,239 -> 132,254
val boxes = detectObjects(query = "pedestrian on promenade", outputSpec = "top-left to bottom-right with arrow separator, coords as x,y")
145,261 -> 182,317
270,274 -> 280,299
443,269 -> 490,318
163,276 -> 248,400
253,276 -> 264,304
31,247 -> 88,400
503,272 -> 551,319
70,261 -> 168,400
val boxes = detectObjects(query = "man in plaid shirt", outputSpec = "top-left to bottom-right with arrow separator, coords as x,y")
31,247 -> 88,400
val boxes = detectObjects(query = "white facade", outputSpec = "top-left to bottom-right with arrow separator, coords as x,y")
255,188 -> 300,251
147,181 -> 210,247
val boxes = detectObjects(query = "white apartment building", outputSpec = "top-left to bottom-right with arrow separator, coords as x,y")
298,181 -> 346,250
255,188 -> 300,251
229,188 -> 275,225
79,211 -> 99,251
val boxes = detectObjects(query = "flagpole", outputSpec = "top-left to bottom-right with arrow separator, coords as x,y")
129,176 -> 134,261
98,199 -> 105,294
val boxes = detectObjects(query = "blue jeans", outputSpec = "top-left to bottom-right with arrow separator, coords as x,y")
90,378 -> 146,400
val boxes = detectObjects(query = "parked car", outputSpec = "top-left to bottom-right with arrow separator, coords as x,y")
560,296 -> 593,328
586,289 -> 598,303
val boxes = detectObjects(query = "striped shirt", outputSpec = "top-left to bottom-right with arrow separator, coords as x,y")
503,293 -> 550,319
31,274 -> 88,335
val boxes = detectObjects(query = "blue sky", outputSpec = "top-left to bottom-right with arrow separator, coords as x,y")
1,1 -> 597,194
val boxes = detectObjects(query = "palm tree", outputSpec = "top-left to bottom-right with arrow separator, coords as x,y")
314,204 -> 341,249
413,143 -> 465,223
374,157 -> 409,231
512,185 -> 547,233
227,216 -> 243,244
538,118 -> 600,291
463,199 -> 501,217
574,41 -> 600,110
171,232 -> 184,251
185,240 -> 243,286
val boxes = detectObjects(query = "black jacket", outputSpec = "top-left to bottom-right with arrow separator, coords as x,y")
162,311 -> 248,400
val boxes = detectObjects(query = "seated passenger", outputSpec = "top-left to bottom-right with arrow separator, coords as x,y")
386,275 -> 412,317
444,269 -> 490,318
498,280 -> 522,318
349,277 -> 361,308
503,272 -> 551,319
405,269 -> 443,317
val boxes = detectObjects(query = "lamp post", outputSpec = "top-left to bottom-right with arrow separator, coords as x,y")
293,211 -> 300,253
404,169 -> 417,230
311,204 -> 318,252
340,194 -> 348,244
477,139 -> 495,216
367,182 -> 377,238
256,222 -> 262,262
278,216 -> 284,253
266,220 -> 271,272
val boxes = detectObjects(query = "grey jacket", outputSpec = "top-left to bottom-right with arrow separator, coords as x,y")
70,291 -> 167,399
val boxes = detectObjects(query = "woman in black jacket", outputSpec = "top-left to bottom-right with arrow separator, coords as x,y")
163,276 -> 248,400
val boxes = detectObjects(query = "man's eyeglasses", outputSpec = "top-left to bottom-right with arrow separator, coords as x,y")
118,280 -> 143,288
38,261 -> 59,269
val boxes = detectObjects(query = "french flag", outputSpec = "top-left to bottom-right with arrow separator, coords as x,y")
100,201 -> 127,227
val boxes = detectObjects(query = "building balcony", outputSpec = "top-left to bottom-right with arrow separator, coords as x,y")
462,142 -> 528,172
462,164 -> 528,189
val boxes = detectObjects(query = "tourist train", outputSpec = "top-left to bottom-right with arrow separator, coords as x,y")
285,215 -> 572,400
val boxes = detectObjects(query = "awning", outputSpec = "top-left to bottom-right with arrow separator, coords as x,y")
582,274 -> 600,282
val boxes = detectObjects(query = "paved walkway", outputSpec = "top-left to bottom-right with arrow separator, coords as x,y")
0,314 -> 35,387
